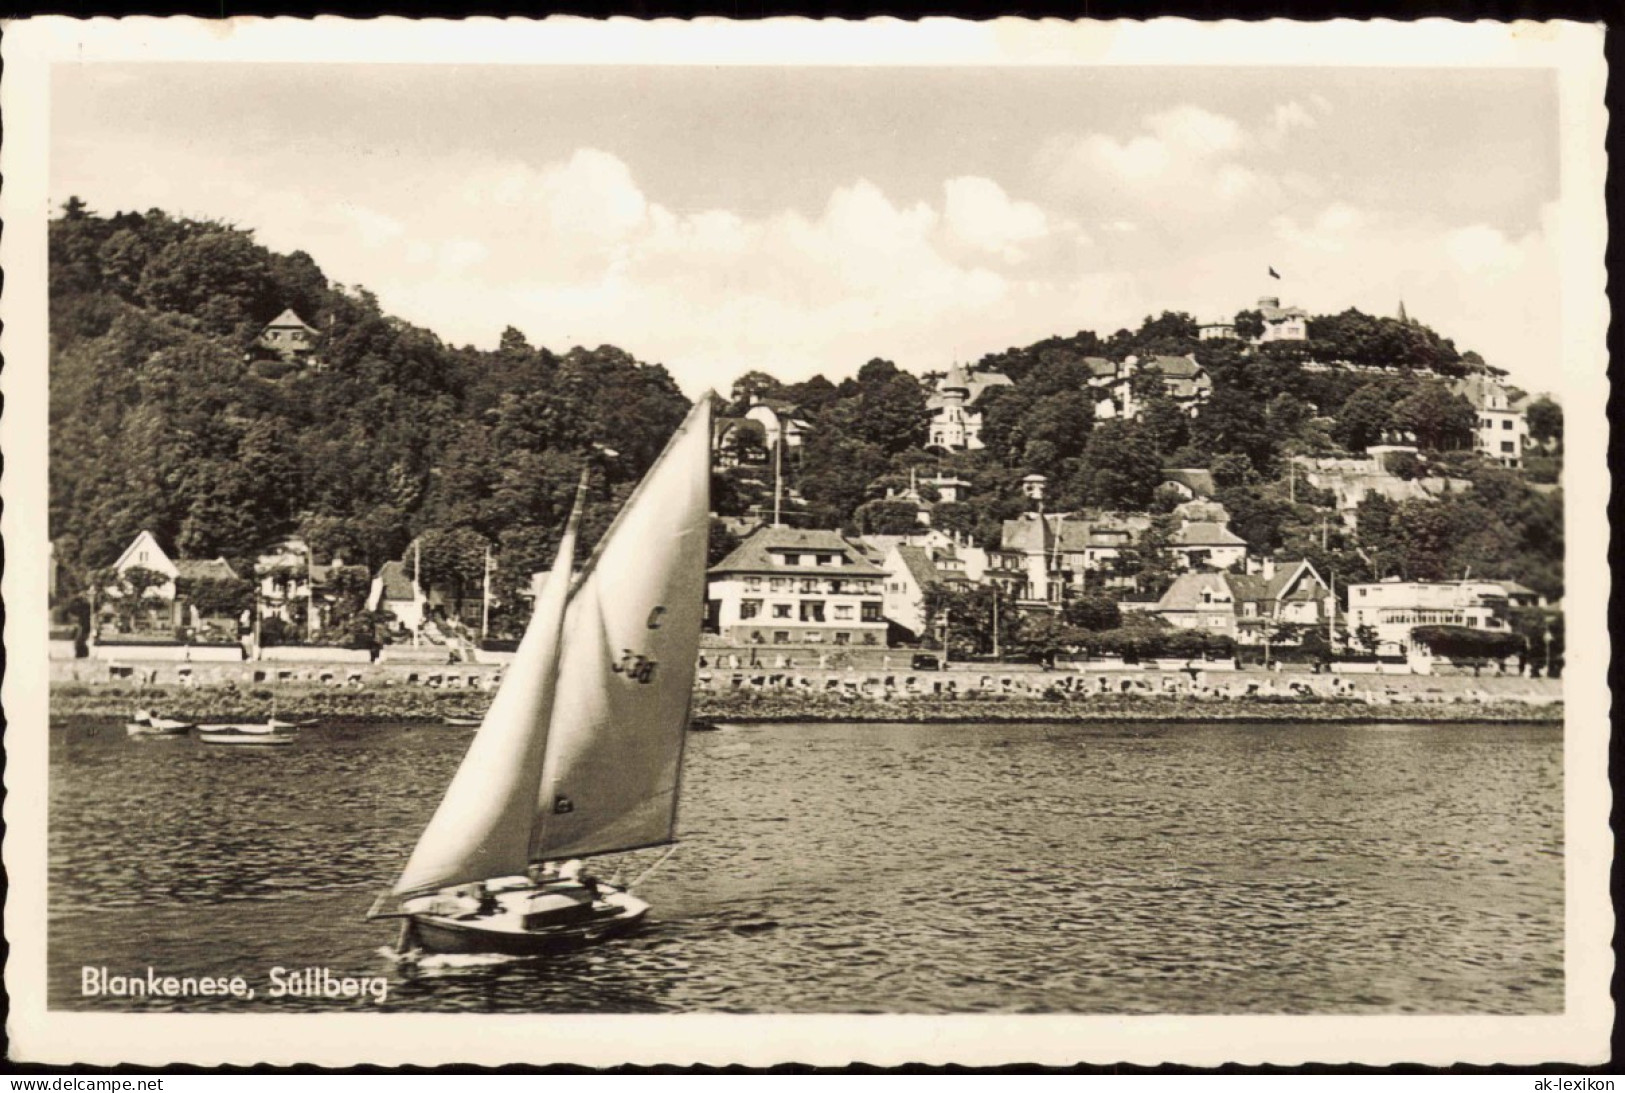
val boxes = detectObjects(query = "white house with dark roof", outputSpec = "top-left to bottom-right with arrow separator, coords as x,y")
1255,295 -> 1309,342
256,308 -> 320,362
1168,521 -> 1249,571
707,526 -> 888,647
926,363 -> 1009,451
880,543 -> 971,640
1151,560 -> 1330,644
1000,511 -> 1149,606
105,530 -> 242,630
1451,374 -> 1529,468
1087,355 -> 1212,421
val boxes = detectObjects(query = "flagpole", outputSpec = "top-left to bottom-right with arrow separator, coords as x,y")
481,544 -> 491,642
413,539 -> 422,647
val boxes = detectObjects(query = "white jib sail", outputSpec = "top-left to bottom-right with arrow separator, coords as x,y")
392,484 -> 585,897
532,397 -> 712,862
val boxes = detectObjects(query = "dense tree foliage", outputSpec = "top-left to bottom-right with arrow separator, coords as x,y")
50,201 -> 690,634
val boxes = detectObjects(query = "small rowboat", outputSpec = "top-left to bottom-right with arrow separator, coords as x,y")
443,715 -> 483,727
127,709 -> 194,737
197,722 -> 298,747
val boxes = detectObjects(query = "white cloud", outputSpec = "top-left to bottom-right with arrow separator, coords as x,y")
1144,105 -> 1247,158
942,175 -> 1050,261
1035,104 -> 1288,231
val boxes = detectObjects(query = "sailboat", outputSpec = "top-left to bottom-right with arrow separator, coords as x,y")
369,397 -> 712,956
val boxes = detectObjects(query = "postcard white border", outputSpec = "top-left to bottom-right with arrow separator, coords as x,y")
2,16 -> 1611,1067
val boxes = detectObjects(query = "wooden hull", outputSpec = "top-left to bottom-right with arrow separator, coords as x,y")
399,883 -> 648,956
126,722 -> 192,737
197,727 -> 297,746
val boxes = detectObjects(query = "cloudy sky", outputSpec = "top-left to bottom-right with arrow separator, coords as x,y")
52,63 -> 1560,394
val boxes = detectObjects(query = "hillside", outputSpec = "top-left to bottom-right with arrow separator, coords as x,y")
48,200 -> 690,622
49,200 -> 1565,629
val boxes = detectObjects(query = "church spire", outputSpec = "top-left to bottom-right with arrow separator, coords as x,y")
1397,299 -> 1410,324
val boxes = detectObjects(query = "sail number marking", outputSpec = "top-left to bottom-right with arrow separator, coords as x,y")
612,649 -> 658,684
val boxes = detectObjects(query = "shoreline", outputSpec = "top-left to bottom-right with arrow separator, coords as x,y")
50,680 -> 1562,726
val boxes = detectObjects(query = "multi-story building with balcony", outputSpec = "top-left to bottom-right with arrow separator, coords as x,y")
1345,578 -> 1513,655
708,526 -> 888,647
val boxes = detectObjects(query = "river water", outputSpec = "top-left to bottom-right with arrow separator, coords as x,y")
49,717 -> 1562,1014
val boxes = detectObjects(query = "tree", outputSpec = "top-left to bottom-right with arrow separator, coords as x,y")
1333,384 -> 1396,452
177,574 -> 255,621
1074,421 -> 1163,510
728,370 -> 784,412
1210,453 -> 1255,490
1062,593 -> 1122,632
1232,309 -> 1264,341
417,527 -> 491,615
1526,397 -> 1563,450
854,498 -> 921,535
1392,383 -> 1476,451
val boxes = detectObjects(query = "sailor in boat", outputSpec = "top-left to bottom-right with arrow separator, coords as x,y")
372,397 -> 712,958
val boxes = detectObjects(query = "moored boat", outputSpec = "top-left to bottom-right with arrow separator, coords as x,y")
197,722 -> 298,747
126,709 -> 195,737
370,396 -> 711,957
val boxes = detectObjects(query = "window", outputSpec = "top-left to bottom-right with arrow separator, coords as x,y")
862,602 -> 884,622
800,579 -> 819,594
862,633 -> 879,645
1501,441 -> 1515,453
835,632 -> 851,645
740,600 -> 762,620
1502,419 -> 1513,430
769,578 -> 788,592
744,577 -> 761,592
749,630 -> 764,644
772,604 -> 792,618
800,601 -> 826,623
834,605 -> 854,620
829,580 -> 844,594
780,553 -> 799,566
773,631 -> 790,645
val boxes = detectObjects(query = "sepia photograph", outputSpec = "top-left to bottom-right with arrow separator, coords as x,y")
2,16 -> 1611,1068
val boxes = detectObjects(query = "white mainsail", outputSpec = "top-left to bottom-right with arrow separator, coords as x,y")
391,482 -> 586,897
531,396 -> 713,862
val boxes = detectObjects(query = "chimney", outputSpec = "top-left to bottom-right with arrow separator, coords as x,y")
1262,557 -> 1276,581
1259,296 -> 1280,309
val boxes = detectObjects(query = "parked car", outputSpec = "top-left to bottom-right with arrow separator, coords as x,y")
910,653 -> 941,671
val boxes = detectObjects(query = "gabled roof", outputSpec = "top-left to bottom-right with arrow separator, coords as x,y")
709,526 -> 886,576
1145,355 -> 1204,379
375,559 -> 417,602
175,557 -> 240,582
1154,571 -> 1236,611
1083,357 -> 1120,380
893,545 -> 942,590
1450,374 -> 1513,411
113,530 -> 176,575
265,308 -> 317,332
1171,522 -> 1248,548
1260,303 -> 1308,322
1267,558 -> 1328,602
